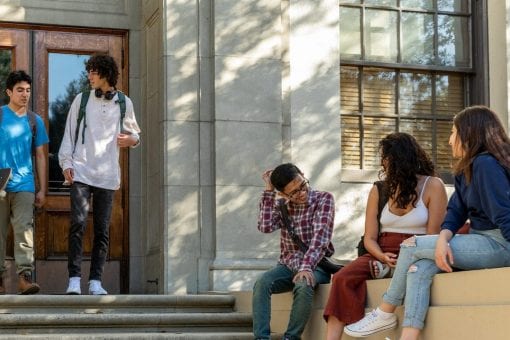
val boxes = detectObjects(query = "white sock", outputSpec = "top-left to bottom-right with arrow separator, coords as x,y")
376,307 -> 394,319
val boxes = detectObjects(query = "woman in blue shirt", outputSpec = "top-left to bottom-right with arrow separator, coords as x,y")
344,106 -> 510,340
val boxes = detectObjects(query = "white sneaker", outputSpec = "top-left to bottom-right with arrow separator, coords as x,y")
88,280 -> 108,295
66,277 -> 81,295
344,309 -> 397,337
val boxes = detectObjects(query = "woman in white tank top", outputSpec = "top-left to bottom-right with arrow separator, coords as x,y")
379,175 -> 432,236
324,133 -> 448,340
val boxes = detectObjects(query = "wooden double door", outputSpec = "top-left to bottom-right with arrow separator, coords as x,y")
0,27 -> 129,294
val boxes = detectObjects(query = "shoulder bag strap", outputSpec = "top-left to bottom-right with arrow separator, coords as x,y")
27,111 -> 37,155
279,200 -> 308,253
117,91 -> 126,131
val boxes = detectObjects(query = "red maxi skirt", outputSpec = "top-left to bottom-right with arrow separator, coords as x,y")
323,232 -> 415,324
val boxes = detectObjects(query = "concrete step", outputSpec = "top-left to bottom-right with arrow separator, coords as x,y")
366,266 -> 510,308
0,294 -> 253,337
0,294 -> 236,314
0,333 -> 255,340
0,312 -> 252,332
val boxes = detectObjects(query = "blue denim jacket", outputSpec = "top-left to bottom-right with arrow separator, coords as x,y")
442,153 -> 510,242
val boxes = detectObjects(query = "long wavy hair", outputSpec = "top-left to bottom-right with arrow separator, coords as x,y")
452,105 -> 510,183
379,132 -> 436,209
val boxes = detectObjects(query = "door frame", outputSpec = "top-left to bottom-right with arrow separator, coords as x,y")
0,23 -> 130,293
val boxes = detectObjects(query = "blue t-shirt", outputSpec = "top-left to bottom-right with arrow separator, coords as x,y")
0,105 -> 49,192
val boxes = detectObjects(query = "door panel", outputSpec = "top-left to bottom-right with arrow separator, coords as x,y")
0,28 -> 29,70
33,30 -> 128,294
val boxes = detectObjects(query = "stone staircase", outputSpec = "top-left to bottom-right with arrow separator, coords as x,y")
234,267 -> 510,340
6,267 -> 509,339
0,294 -> 254,339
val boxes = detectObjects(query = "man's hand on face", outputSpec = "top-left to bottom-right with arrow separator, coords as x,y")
262,169 -> 274,191
293,270 -> 315,286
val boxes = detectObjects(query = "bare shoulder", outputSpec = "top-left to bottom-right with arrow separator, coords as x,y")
427,176 -> 445,188
424,176 -> 447,198
368,183 -> 379,197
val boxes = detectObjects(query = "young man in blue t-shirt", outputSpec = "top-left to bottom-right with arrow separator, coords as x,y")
0,70 -> 49,294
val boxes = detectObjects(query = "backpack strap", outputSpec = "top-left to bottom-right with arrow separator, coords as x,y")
74,91 -> 91,153
117,91 -> 126,132
27,111 -> 37,155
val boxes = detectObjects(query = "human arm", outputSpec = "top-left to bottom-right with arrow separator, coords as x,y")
34,145 -> 47,208
58,94 -> 81,173
474,156 -> 510,241
118,97 -> 141,148
434,229 -> 454,272
441,175 -> 468,235
257,169 -> 282,233
33,115 -> 49,208
363,184 -> 397,267
423,177 -> 448,234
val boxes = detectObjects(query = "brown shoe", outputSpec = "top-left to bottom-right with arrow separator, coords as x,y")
18,271 -> 40,295
0,276 -> 5,295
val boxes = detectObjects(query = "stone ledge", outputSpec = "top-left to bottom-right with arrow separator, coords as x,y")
233,266 -> 510,340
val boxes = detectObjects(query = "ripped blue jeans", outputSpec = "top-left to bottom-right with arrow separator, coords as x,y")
382,229 -> 510,329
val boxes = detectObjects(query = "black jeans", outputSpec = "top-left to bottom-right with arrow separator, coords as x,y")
69,182 -> 114,281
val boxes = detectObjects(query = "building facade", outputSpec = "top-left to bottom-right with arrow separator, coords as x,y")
0,0 -> 507,294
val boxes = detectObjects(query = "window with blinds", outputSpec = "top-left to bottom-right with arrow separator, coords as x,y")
340,0 -> 477,181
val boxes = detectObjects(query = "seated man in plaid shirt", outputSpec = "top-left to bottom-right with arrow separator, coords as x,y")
253,163 -> 336,340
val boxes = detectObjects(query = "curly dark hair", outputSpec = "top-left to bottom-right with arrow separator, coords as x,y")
86,54 -> 119,87
453,105 -> 510,183
379,132 -> 436,209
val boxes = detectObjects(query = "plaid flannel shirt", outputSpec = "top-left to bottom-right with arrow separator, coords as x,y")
257,188 -> 335,273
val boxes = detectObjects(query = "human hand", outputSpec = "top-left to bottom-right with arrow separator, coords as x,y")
380,252 -> 398,268
63,168 -> 74,186
435,237 -> 454,272
292,270 -> 315,286
117,133 -> 138,148
34,191 -> 46,208
262,169 -> 274,191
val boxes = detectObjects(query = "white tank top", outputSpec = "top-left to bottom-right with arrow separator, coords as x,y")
380,176 -> 430,235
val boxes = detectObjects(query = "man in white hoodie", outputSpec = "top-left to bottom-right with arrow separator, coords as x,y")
59,54 -> 140,295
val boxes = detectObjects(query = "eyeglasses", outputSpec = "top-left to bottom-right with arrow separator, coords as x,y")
285,179 -> 309,199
